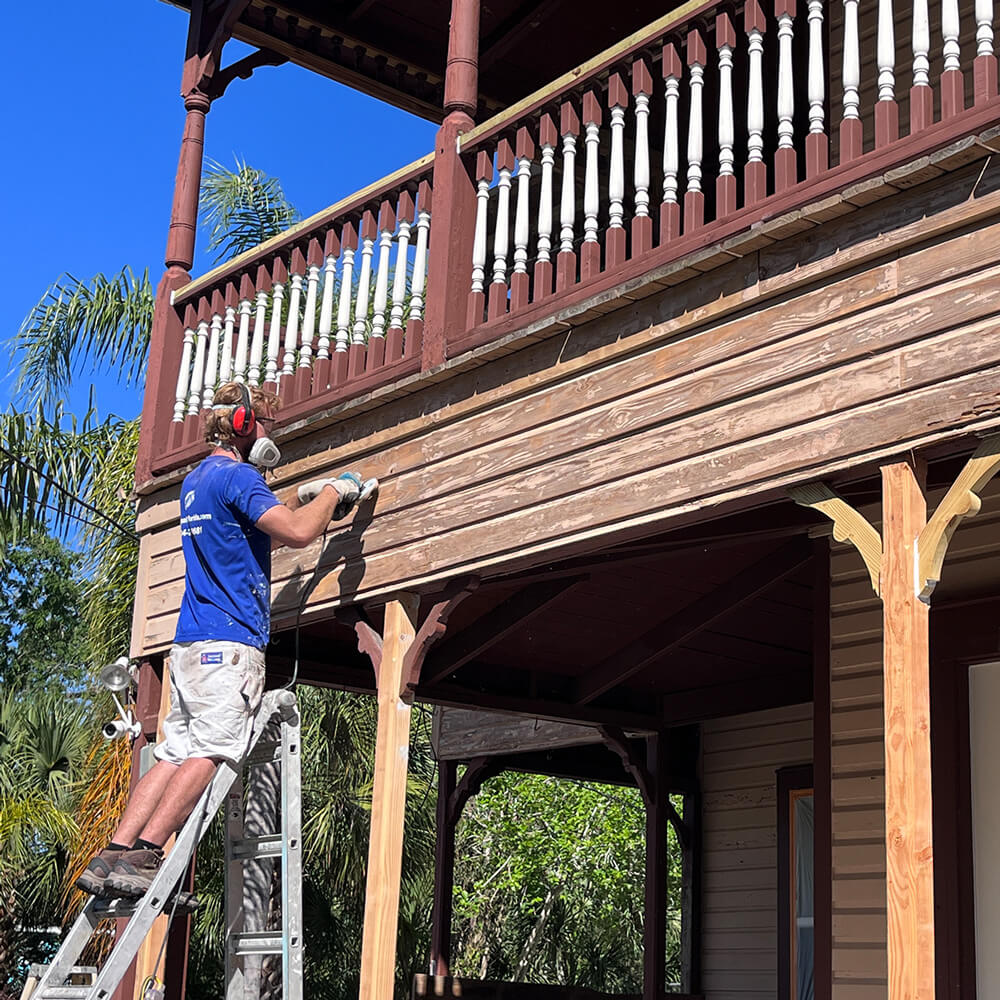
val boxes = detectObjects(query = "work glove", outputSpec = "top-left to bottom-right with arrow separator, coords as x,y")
297,472 -> 369,520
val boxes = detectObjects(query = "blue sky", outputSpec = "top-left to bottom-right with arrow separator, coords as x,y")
1,0 -> 437,420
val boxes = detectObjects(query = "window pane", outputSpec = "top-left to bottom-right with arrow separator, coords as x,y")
794,794 -> 815,1000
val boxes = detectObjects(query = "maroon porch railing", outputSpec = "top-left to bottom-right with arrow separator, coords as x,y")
451,0 -> 1000,349
144,1 -> 1000,481
149,155 -> 433,475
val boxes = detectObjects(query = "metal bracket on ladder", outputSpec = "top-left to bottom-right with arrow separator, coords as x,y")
30,689 -> 303,1000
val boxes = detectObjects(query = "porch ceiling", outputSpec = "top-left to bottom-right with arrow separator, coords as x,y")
161,0 -> 693,120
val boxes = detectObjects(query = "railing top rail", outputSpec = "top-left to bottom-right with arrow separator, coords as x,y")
458,0 -> 722,152
175,150 -> 435,306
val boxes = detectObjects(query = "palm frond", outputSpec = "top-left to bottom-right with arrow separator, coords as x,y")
200,158 -> 300,264
13,268 -> 154,411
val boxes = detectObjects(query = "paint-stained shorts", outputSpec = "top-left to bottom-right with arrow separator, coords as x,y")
154,640 -> 266,767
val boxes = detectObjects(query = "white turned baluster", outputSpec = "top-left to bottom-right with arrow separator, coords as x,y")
912,0 -> 930,87
187,319 -> 208,415
471,174 -> 490,295
371,223 -> 393,340
353,225 -> 375,344
513,152 -> 532,275
282,269 -> 303,376
411,205 -> 430,322
843,0 -> 861,123
687,62 -> 704,198
943,0 -> 962,72
560,132 -> 577,254
220,303 -> 235,383
634,93 -> 651,222
249,288 -> 268,385
877,0 -> 895,103
173,324 -> 195,422
777,13 -> 795,152
299,260 -> 320,371
233,292 -> 252,383
317,254 -> 336,359
492,160 -> 512,286
264,279 -> 284,384
335,243 -> 355,353
537,139 -> 555,263
202,309 -> 222,406
389,216 -> 411,332
583,118 -> 600,245
718,43 -> 735,180
748,27 -> 765,164
978,0 -> 995,57
808,1 -> 825,136
663,64 -> 681,207
609,102 -> 626,230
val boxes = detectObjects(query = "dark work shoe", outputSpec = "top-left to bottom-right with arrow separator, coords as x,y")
104,848 -> 164,899
75,848 -> 127,896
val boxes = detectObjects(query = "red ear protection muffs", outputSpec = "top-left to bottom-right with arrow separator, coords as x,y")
230,383 -> 257,438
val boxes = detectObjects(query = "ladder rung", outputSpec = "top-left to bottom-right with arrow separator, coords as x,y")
34,989 -> 92,999
232,834 -> 283,860
231,931 -> 284,956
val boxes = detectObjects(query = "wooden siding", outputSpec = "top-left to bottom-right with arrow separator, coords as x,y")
133,159 -> 1000,657
701,703 -> 813,1000
830,477 -> 1000,999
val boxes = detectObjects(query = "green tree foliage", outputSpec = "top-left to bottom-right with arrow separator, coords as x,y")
0,534 -> 88,694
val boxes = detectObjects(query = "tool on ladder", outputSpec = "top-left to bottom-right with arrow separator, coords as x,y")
29,689 -> 303,1000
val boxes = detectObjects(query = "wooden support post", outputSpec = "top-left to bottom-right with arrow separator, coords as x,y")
430,758 -> 458,976
359,593 -> 420,1000
679,782 -> 701,997
643,733 -> 667,1000
881,461 -> 934,1000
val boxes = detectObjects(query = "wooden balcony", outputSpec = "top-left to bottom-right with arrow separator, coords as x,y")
139,0 -> 1000,487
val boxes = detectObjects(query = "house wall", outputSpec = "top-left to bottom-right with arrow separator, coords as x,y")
132,157 -> 1000,657
700,703 -> 813,1000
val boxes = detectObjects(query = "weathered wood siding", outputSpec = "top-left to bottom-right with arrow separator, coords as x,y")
701,703 -> 813,1000
133,160 -> 1000,657
829,478 -> 1000,1000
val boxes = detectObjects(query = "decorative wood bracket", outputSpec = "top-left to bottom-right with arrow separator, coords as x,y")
401,576 -> 481,698
916,433 -> 1000,601
340,606 -> 384,684
788,482 -> 883,595
447,755 -> 503,826
598,725 -> 652,805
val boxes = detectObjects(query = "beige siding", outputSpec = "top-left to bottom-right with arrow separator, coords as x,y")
701,703 -> 813,1000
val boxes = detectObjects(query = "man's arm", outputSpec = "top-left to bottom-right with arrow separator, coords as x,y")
256,488 -> 339,548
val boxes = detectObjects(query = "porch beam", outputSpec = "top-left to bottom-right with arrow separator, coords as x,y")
359,592 -> 420,1000
881,461 -> 934,1000
574,537 -> 812,704
422,576 -> 585,686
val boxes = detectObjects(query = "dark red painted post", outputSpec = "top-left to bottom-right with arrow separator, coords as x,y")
941,24 -> 966,120
423,0 -> 481,369
643,733 -> 667,1000
715,13 -> 738,216
684,28 -> 707,231
874,5 -> 900,149
534,113 -> 558,299
135,92 -> 212,487
556,100 -> 580,290
580,89 -> 603,281
975,33 -> 999,104
430,759 -> 458,976
661,43 -> 683,242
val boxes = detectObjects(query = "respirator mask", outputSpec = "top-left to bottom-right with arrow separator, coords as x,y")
248,437 -> 281,469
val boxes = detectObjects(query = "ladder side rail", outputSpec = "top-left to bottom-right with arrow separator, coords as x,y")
280,706 -> 304,1000
225,772 -> 247,1000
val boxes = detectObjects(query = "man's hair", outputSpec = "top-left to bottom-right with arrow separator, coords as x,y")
204,382 -> 282,444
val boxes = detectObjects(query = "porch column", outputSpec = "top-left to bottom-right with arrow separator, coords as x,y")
430,758 -> 458,975
134,88 -> 212,486
643,733 -> 668,1000
423,0 -> 481,368
881,461 -> 934,1000
359,594 -> 420,1000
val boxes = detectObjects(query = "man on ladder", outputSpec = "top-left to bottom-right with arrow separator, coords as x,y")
77,381 -> 375,900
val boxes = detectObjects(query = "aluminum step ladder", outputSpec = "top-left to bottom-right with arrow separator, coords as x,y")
29,689 -> 303,1000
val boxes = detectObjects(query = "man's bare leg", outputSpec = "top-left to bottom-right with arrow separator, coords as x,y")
137,756 -> 219,845
111,759 -> 179,845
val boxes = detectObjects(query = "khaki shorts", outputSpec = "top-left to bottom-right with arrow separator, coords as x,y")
154,641 -> 266,767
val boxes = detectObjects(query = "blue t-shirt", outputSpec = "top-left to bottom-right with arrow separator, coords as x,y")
174,456 -> 282,649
